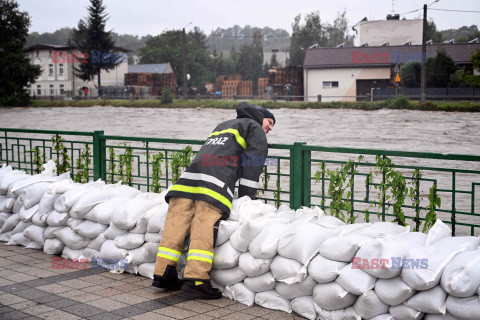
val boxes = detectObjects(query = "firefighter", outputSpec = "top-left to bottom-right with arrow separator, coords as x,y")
152,102 -> 275,299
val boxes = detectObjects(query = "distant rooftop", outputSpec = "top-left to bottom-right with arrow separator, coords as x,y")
128,63 -> 172,74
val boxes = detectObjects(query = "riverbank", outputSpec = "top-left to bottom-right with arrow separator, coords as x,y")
21,97 -> 480,112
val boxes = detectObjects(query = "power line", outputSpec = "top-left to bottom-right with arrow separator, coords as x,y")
429,8 -> 480,13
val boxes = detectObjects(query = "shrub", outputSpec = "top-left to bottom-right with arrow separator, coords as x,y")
160,88 -> 173,104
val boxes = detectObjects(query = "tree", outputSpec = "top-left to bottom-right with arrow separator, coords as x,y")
270,53 -> 279,68
400,61 -> 421,88
71,0 -> 118,92
426,50 -> 456,87
426,20 -> 443,44
236,30 -> 264,83
471,50 -> 480,73
0,0 -> 41,106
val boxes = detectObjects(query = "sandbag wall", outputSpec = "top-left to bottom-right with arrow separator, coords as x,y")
1,163 -> 480,320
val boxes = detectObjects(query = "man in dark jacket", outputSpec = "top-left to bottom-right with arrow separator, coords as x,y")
152,102 -> 275,299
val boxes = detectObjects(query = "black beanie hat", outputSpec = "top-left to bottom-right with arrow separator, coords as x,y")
263,109 -> 276,125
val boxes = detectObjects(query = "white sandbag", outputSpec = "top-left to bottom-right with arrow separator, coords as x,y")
370,315 -> 395,320
12,197 -> 23,214
0,171 -> 30,194
275,204 -> 296,223
402,236 -> 480,291
277,222 -> 342,265
313,282 -> 357,311
424,312 -> 461,320
375,277 -> 416,306
248,221 -> 286,259
18,204 -> 39,223
111,198 -> 158,230
405,285 -> 447,314
66,218 -> 83,229
138,262 -> 155,279
446,295 -> 480,320
82,248 -> 100,261
440,249 -> 480,297
425,219 -> 452,246
314,215 -> 345,228
228,196 -> 250,221
210,266 -> 246,287
0,231 -> 12,242
70,187 -> 122,216
238,252 -> 271,277
356,232 -> 427,279
87,233 -> 107,251
254,290 -> 292,313
11,221 -> 31,235
353,290 -> 389,319
130,204 -> 164,234
53,183 -> 89,213
291,296 -> 316,320
25,241 -> 43,249
19,181 -> 56,209
1,213 -> 20,233
336,222 -> 373,236
270,255 -> 304,282
238,199 -> 277,223
212,240 -> 241,270
230,217 -> 269,252
37,191 -> 60,217
23,225 -> 45,245
244,272 -> 275,293
46,210 -> 69,227
6,232 -> 31,246
100,239 -> 128,261
320,234 -> 372,262
135,190 -> 166,203
61,246 -> 84,261
146,202 -> 169,233
104,222 -> 128,239
336,263 -> 377,295
145,232 -> 162,243
293,206 -> 324,223
83,197 -> 126,225
54,227 -> 90,249
351,221 -> 409,238
215,220 -> 240,246
114,233 -> 145,250
44,226 -> 61,239
43,238 -> 65,255
0,196 -> 15,212
389,305 -> 424,320
275,276 -> 316,300
314,304 -> 361,320
73,220 -> 108,239
0,164 -> 13,179
31,210 -> 48,227
127,242 -> 158,265
0,212 -> 9,228
224,283 -> 255,306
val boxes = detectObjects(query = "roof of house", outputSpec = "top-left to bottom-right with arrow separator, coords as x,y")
303,43 -> 480,68
23,43 -> 130,52
128,63 -> 171,74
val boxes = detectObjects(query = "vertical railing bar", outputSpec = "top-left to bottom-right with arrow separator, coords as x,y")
3,131 -> 8,165
321,161 -> 325,211
382,155 -> 386,222
17,138 -> 20,170
165,150 -> 169,188
350,166 -> 355,224
452,171 -> 456,236
415,169 -> 421,232
29,139 -> 33,174
146,141 -> 150,192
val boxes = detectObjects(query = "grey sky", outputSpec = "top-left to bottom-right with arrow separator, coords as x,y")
18,0 -> 480,37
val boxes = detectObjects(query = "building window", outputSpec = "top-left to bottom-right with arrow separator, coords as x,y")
323,81 -> 339,88
50,84 -> 54,95
59,64 -> 64,75
37,85 -> 41,95
60,84 -> 64,95
49,64 -> 54,76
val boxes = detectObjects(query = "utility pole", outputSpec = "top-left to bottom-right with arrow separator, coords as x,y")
420,4 -> 427,104
182,28 -> 187,100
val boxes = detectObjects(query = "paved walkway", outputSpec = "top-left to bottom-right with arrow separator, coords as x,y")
0,245 -> 303,320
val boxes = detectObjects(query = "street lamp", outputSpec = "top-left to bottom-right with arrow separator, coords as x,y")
182,22 -> 192,100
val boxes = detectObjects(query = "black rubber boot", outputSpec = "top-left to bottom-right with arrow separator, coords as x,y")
181,280 -> 222,300
152,265 -> 183,291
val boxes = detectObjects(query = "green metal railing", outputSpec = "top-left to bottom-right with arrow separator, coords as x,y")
1,128 -> 479,236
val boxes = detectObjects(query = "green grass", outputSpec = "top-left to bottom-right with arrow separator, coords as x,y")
21,97 -> 480,112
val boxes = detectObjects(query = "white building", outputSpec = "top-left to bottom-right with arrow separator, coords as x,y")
24,44 -> 129,98
353,16 -> 423,47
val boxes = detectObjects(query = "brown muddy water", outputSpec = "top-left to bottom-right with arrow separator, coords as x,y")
1,106 -> 480,234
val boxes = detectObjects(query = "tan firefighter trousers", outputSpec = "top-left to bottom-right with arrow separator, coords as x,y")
153,197 -> 222,280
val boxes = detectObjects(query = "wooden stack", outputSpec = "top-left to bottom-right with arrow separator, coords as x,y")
269,66 -> 304,101
125,72 -> 177,96
238,80 -> 252,97
227,75 -> 241,81
216,76 -> 226,92
258,78 -> 268,97
222,80 -> 240,100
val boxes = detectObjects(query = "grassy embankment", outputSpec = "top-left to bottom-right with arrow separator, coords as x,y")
24,96 -> 480,112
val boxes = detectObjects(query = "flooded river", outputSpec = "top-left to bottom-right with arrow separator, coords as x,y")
1,106 -> 480,234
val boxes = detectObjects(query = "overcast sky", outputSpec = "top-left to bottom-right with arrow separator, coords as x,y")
18,0 -> 480,37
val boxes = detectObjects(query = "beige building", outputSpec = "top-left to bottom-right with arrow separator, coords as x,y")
24,44 -> 128,98
353,16 -> 423,47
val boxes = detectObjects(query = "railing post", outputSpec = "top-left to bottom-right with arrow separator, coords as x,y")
93,130 -> 106,181
302,147 -> 311,208
290,142 -> 306,210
